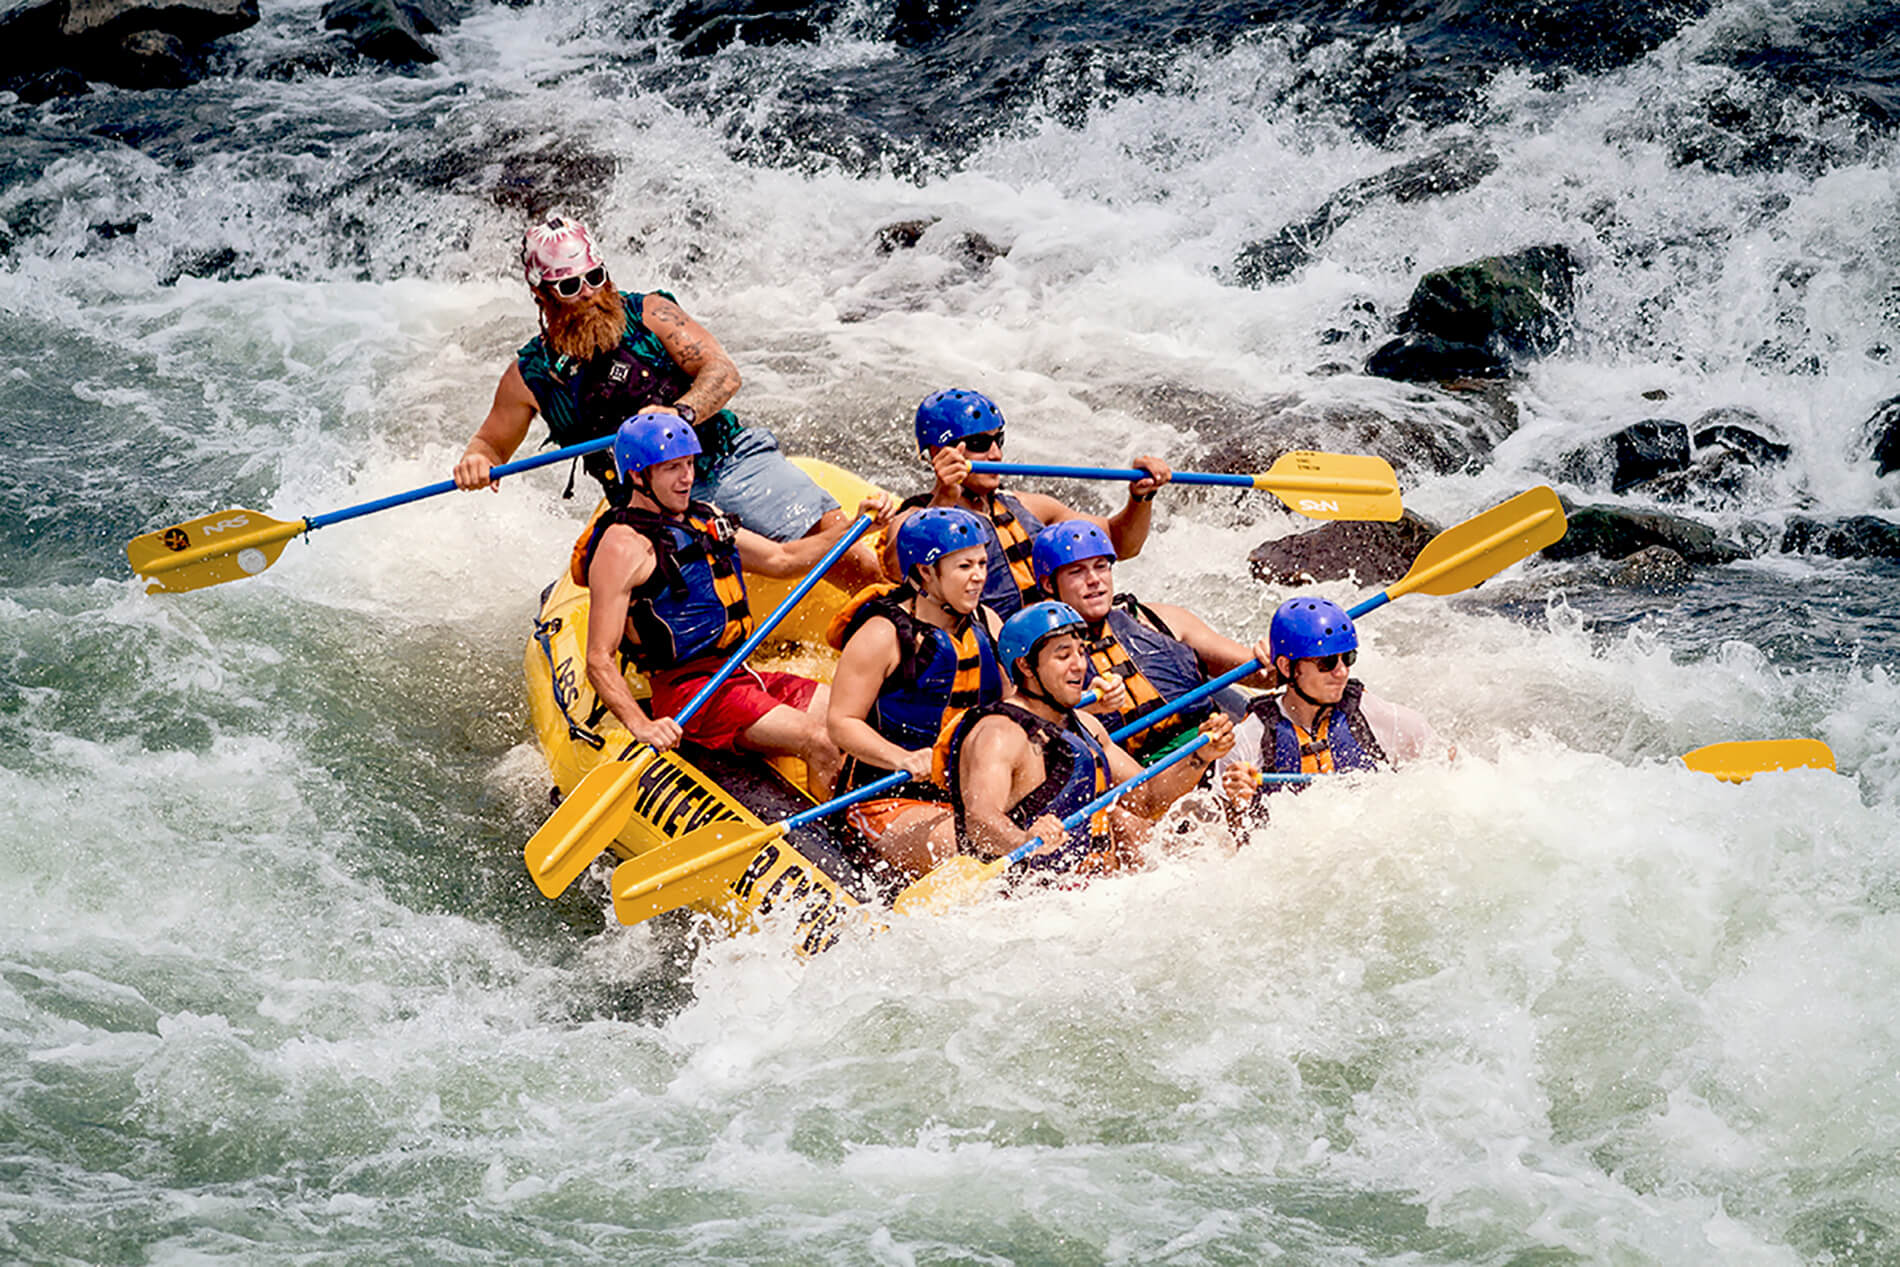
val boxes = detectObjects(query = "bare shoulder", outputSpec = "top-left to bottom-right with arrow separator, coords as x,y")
639,291 -> 689,326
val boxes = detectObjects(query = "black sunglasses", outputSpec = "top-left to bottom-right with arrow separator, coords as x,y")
548,266 -> 608,298
1308,650 -> 1358,672
960,430 -> 1004,453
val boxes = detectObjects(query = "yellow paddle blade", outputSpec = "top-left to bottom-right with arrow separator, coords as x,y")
891,854 -> 1007,917
1682,739 -> 1836,783
523,750 -> 658,897
126,508 -> 306,594
610,820 -> 787,925
1256,451 -> 1403,522
1387,485 -> 1566,601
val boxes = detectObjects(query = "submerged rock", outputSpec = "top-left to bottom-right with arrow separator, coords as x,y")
1248,511 -> 1444,588
321,0 -> 441,65
669,0 -> 841,57
1781,515 -> 1900,560
1231,139 -> 1499,287
1364,334 -> 1511,382
1692,406 -> 1792,466
1604,545 -> 1693,590
1541,503 -> 1748,564
1555,418 -> 1692,494
1863,393 -> 1900,477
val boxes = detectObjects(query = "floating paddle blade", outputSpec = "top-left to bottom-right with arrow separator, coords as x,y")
126,508 -> 305,594
1384,485 -> 1566,603
1682,739 -> 1836,783
892,855 -> 998,917
610,820 -> 787,925
1256,451 -> 1402,522
523,751 -> 658,897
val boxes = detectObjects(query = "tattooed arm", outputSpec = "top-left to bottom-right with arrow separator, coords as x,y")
640,292 -> 743,419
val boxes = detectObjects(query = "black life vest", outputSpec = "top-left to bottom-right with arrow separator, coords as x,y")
945,700 -> 1114,873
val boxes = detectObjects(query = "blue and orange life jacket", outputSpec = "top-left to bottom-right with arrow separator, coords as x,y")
828,585 -> 1005,793
571,502 -> 752,671
1249,681 -> 1386,795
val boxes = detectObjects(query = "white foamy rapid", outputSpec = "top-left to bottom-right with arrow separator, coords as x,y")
3,0 -> 1897,1259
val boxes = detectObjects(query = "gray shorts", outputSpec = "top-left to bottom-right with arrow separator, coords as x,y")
693,424 -> 839,541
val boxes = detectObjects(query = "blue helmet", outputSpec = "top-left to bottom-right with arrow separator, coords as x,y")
996,600 -> 1087,684
914,388 -> 1005,455
896,507 -> 987,577
1032,519 -> 1115,587
1268,597 -> 1358,663
613,413 -> 701,481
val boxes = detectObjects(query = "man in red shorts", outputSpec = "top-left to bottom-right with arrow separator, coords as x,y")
573,414 -> 891,797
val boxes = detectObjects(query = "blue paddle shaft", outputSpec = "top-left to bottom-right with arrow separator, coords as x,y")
1101,590 -> 1387,747
784,770 -> 911,831
968,461 -> 1243,488
777,691 -> 1099,834
306,435 -> 618,532
675,515 -> 875,728
1003,733 -> 1211,866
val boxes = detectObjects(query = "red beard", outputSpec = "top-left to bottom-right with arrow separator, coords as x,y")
540,281 -> 627,361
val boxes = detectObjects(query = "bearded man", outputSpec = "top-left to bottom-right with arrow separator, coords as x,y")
454,214 -> 877,580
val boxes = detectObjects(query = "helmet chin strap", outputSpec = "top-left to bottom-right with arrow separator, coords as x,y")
1280,657 -> 1334,711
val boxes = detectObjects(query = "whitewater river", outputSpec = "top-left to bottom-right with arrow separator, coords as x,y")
4,0 -> 1898,1260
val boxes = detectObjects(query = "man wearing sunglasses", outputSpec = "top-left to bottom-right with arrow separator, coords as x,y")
892,388 -> 1173,619
453,215 -> 877,580
1217,596 -> 1446,815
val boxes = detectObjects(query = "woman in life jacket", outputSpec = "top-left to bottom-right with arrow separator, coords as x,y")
946,601 -> 1236,878
888,388 -> 1174,618
1031,520 -> 1278,762
823,507 -> 1009,877
1216,597 -> 1450,820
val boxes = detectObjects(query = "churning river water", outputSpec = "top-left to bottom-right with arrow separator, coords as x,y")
3,0 -> 1899,1260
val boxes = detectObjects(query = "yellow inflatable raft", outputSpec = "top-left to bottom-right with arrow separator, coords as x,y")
522,458 -> 897,950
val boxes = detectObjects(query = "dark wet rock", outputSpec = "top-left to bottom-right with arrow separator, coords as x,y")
1604,545 -> 1692,590
321,0 -> 438,65
1395,244 -> 1580,358
1248,510 -> 1444,588
12,66 -> 90,102
91,213 -> 148,239
1542,502 -> 1748,564
158,244 -> 261,285
874,218 -> 939,253
1780,514 -> 1900,560
1641,388 -> 1669,401
1201,380 -> 1518,480
1,0 -> 256,87
61,0 -> 257,40
484,144 -> 617,217
251,42 -> 351,79
1863,393 -> 1900,476
1554,418 -> 1692,494
668,0 -> 840,57
1691,406 -> 1792,466
952,231 -> 1006,268
869,217 -> 1006,270
888,0 -> 971,47
104,26 -> 192,88
1364,333 -> 1512,382
1231,139 -> 1499,287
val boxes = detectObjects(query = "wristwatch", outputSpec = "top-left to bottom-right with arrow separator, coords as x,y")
673,402 -> 697,426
